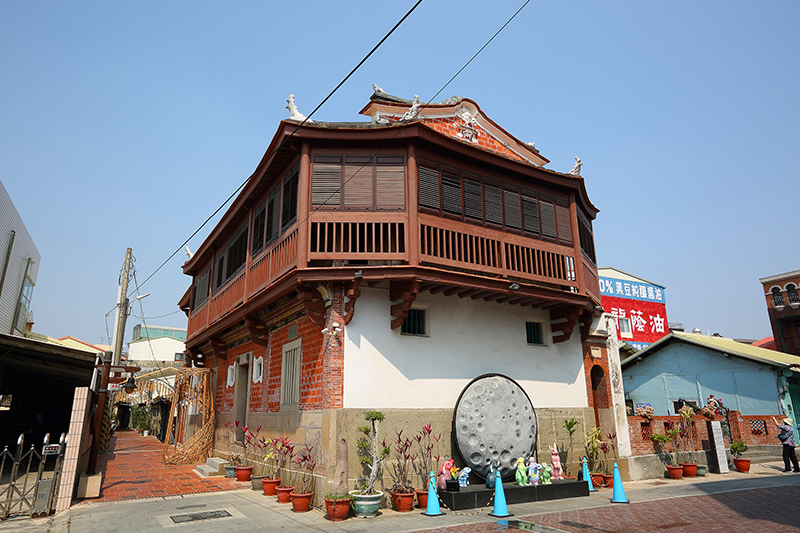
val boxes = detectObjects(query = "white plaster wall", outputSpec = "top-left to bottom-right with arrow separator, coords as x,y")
343,288 -> 588,409
0,179 -> 40,335
128,336 -> 185,362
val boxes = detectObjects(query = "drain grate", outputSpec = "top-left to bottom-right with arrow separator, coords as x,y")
170,510 -> 232,523
175,504 -> 206,510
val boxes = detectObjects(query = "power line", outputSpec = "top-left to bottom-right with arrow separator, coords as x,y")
130,0 -> 424,298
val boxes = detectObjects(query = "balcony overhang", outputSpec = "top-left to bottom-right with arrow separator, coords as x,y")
186,264 -> 598,350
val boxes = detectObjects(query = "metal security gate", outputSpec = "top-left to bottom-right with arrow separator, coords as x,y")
0,433 -> 66,520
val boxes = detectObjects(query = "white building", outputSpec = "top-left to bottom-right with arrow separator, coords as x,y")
0,179 -> 40,336
127,324 -> 187,364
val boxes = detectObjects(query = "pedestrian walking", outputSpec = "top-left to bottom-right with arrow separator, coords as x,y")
772,416 -> 800,472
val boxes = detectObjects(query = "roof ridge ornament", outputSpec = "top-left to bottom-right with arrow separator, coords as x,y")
286,94 -> 313,123
402,95 -> 422,121
568,156 -> 582,176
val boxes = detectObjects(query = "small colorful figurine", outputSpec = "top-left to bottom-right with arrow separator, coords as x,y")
485,459 -> 499,489
515,457 -> 527,486
540,463 -> 552,485
527,456 -> 541,486
457,467 -> 472,487
550,443 -> 564,480
437,458 -> 455,491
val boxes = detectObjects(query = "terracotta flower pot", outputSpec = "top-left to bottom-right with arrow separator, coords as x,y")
324,497 -> 352,521
391,491 -> 415,512
234,465 -> 253,482
666,464 -> 683,479
679,463 -> 697,477
601,474 -> 613,488
415,489 -> 428,509
262,477 -> 281,496
733,458 -> 750,473
290,491 -> 313,512
590,473 -> 605,487
276,486 -> 294,503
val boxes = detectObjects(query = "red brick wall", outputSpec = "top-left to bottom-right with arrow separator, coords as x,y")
582,343 -> 611,412
627,411 -> 779,456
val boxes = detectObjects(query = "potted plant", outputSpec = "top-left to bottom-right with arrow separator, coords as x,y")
222,421 -> 244,478
584,427 -> 604,487
275,436 -> 296,503
230,421 -> 258,482
561,418 -> 579,477
600,432 -> 617,488
351,410 -> 390,518
290,444 -> 317,512
259,437 -> 281,495
388,430 -> 416,512
664,425 -> 684,479
730,441 -> 750,473
412,423 -> 440,508
677,406 -> 697,477
651,432 -> 681,479
324,493 -> 353,522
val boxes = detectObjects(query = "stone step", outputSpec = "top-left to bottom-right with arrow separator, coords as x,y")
195,457 -> 230,477
195,464 -> 218,478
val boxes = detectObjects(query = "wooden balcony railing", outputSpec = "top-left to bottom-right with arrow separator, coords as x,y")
308,213 -> 406,261
247,228 -> 298,298
187,302 -> 209,339
209,269 -> 245,324
419,214 -> 579,289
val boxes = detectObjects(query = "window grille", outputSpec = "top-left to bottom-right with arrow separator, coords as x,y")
281,340 -> 302,405
750,420 -> 767,435
640,422 -> 652,441
526,322 -> 544,345
401,309 -> 426,336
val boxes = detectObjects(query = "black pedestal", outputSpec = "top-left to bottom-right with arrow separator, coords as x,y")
437,479 -> 590,511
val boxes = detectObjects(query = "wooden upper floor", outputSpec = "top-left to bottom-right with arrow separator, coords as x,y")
181,96 -> 602,346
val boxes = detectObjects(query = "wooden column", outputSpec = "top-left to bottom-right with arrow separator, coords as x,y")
406,142 -> 419,266
297,140 -> 312,269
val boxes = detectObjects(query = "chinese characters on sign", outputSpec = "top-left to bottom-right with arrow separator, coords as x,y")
600,276 -> 669,347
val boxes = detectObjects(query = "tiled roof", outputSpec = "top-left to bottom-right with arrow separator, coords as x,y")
621,331 -> 800,369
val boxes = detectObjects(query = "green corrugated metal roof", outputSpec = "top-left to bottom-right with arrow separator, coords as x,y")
621,331 -> 800,369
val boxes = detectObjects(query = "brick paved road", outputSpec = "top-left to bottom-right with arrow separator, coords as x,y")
95,430 -> 248,501
412,485 -> 800,533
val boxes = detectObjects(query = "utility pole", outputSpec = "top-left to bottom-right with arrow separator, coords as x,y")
111,248 -> 132,366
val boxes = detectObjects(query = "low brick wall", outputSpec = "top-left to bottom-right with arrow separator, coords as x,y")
627,410 -> 780,455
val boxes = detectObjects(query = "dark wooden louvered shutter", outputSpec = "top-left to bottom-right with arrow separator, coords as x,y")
463,176 -> 482,221
539,195 -> 557,239
555,202 -> 572,243
266,186 -> 281,245
503,190 -> 522,230
252,201 -> 266,254
522,194 -> 539,236
484,183 -> 503,226
312,156 -> 342,208
344,156 -> 374,209
282,168 -> 299,231
579,215 -> 596,263
376,156 -> 405,210
418,162 -> 440,211
441,168 -> 462,216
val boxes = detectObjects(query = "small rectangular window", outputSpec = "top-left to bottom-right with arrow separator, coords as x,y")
619,317 -> 633,338
281,339 -> 302,405
252,201 -> 266,255
401,308 -> 427,336
174,352 -> 185,361
526,322 -> 544,345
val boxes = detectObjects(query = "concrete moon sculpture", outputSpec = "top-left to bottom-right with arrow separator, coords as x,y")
453,374 -> 538,480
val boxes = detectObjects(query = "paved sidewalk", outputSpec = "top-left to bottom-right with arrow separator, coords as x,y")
94,430 -> 248,501
5,459 -> 800,533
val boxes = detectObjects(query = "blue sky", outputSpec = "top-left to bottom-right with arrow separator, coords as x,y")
1,1 -> 797,346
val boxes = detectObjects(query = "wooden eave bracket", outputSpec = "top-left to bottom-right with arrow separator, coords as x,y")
208,338 -> 227,362
298,286 -> 326,327
344,280 -> 361,325
579,310 -> 594,343
389,280 -> 420,330
245,316 -> 270,347
185,346 -> 203,368
550,305 -> 581,344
